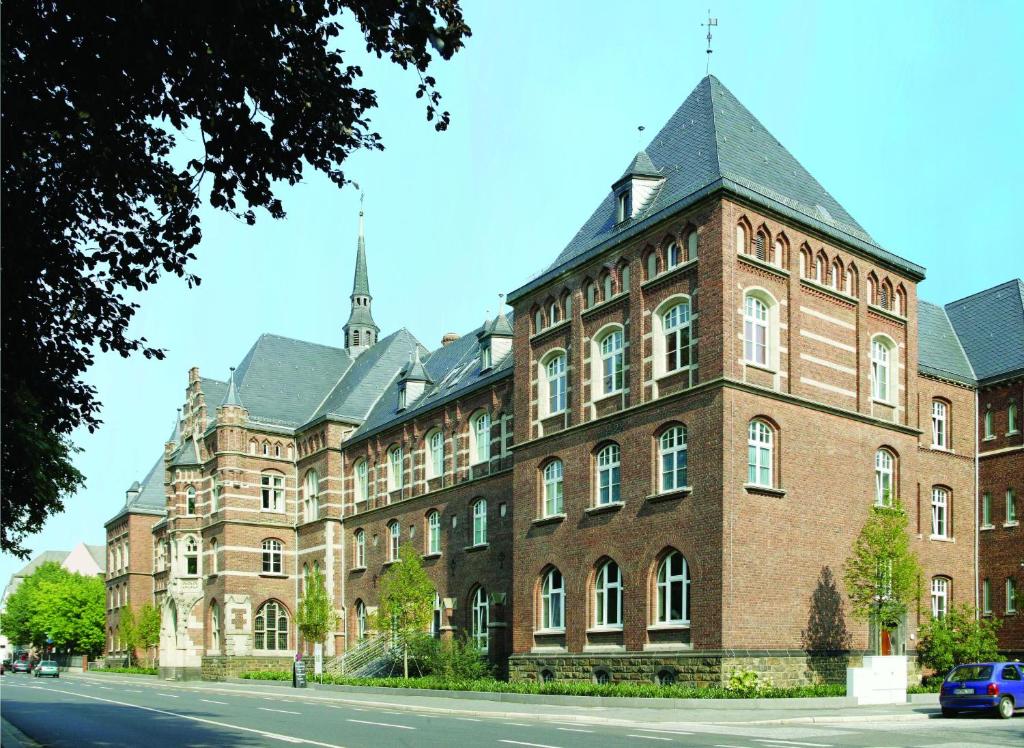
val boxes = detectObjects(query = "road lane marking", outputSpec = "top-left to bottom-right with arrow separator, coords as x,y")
714,745 -> 752,748
499,741 -> 562,748
123,689 -> 144,693
628,736 -> 673,742
556,728 -> 592,733
157,693 -> 180,698
346,719 -> 415,730
456,717 -> 481,722
755,741 -> 833,748
639,729 -> 694,735
503,723 -> 530,727
260,707 -> 303,715
34,687 -> 347,747
201,699 -> 229,705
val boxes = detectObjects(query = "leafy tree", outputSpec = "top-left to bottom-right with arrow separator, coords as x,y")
375,544 -> 434,678
843,501 -> 922,651
136,604 -> 162,668
1,1 -> 471,559
296,565 -> 337,650
119,605 -> 138,666
917,604 -> 1003,675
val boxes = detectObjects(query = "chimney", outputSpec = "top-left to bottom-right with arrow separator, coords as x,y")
441,333 -> 459,347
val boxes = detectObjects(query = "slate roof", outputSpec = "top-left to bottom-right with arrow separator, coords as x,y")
618,149 -> 661,180
917,300 -> 975,386
85,544 -> 107,570
200,378 -> 229,411
946,279 -> 1024,383
104,454 -> 168,526
169,437 -> 201,467
510,75 -> 924,302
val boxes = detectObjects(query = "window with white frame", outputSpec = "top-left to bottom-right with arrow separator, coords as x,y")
845,267 -> 855,295
548,301 -> 560,325
471,412 -> 491,465
814,255 -> 824,283
983,492 -> 992,526
471,587 -> 489,650
262,539 -> 282,574
662,302 -> 692,375
616,190 -> 630,223
541,568 -> 564,631
427,511 -> 441,555
687,230 -> 698,260
666,240 -> 683,269
747,420 -> 773,487
210,600 -> 221,652
870,337 -> 895,403
543,353 -> 567,415
427,430 -> 444,479
387,521 -> 400,561
354,530 -> 365,567
656,551 -> 690,624
603,274 -> 613,301
598,329 -> 624,394
431,592 -> 442,638
983,579 -> 992,614
534,309 -> 543,333
472,499 -> 487,546
1007,578 -> 1018,614
355,459 -> 369,502
646,253 -> 657,279
183,536 -> 199,576
594,560 -> 622,627
543,460 -> 564,517
1009,402 -> 1019,433
480,343 -> 492,371
1008,489 -> 1018,524
210,538 -> 218,574
931,487 -> 948,538
186,486 -> 196,515
875,449 -> 895,507
659,425 -> 688,492
596,444 -> 621,505
586,282 -> 597,308
261,472 -> 284,512
254,600 -> 288,650
743,294 -> 770,367
931,400 -> 948,448
388,446 -> 404,491
735,224 -> 746,254
356,600 -> 367,640
303,470 -> 319,522
931,577 -> 948,619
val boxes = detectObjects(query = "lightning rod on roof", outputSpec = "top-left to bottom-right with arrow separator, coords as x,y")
702,10 -> 718,75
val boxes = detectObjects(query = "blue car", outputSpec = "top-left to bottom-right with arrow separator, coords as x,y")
940,662 -> 1023,718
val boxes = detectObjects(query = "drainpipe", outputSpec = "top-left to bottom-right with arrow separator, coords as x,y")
974,389 -> 980,615
294,459 -> 300,654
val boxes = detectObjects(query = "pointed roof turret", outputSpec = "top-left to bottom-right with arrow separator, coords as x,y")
616,149 -> 661,182
170,408 -> 182,445
344,197 -> 380,356
221,366 -> 243,407
400,347 -> 433,384
352,204 -> 371,297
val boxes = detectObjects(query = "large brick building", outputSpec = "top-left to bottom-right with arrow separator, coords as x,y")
104,75 -> 1022,683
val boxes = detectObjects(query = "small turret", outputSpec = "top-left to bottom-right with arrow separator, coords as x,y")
343,197 -> 380,357
397,348 -> 432,410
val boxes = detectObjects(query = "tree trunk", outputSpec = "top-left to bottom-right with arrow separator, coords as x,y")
403,643 -> 409,679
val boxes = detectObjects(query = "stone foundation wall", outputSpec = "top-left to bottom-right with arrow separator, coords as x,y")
201,655 -> 294,681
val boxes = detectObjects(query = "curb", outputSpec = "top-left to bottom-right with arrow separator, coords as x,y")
1,718 -> 41,748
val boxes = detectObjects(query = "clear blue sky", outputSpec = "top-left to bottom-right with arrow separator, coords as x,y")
3,0 -> 1021,583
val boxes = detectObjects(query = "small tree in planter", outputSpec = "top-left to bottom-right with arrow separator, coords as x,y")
375,544 -> 434,678
296,565 -> 337,679
119,606 -> 138,666
136,604 -> 161,668
843,500 -> 922,655
917,604 -> 1003,677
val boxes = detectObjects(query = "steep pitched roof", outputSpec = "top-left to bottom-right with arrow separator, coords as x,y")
85,544 -> 107,571
510,75 -> 924,302
917,300 -> 975,386
169,437 -> 201,467
618,149 -> 661,180
946,279 -> 1024,383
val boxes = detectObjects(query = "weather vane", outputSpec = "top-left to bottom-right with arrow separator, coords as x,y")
702,10 -> 718,75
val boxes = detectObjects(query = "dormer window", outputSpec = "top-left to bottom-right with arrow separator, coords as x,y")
481,343 -> 492,371
616,190 -> 631,223
398,385 -> 407,411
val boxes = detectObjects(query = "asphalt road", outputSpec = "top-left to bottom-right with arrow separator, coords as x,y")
2,672 -> 1022,748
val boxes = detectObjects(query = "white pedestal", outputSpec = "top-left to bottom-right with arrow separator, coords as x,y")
846,655 -> 907,704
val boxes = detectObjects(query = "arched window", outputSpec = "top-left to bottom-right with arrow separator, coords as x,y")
471,587 -> 489,650
586,282 -> 597,308
845,266 -> 856,296
260,471 -> 284,512
656,551 -> 691,624
662,302 -> 692,375
470,411 -> 491,465
931,577 -> 949,619
931,400 -> 949,448
659,426 -> 688,492
186,486 -> 196,515
1009,402 -> 1019,434
210,538 -> 218,574
646,252 -> 658,280
867,276 -> 876,304
472,499 -> 488,546
747,420 -> 773,487
541,568 -> 564,631
303,470 -> 319,523
354,459 -> 369,503
619,263 -> 631,292
542,460 -> 564,517
666,240 -> 683,269
800,249 -> 809,278
984,410 -> 994,438
870,337 -> 895,403
262,539 -> 283,574
254,600 -> 288,650
686,230 -> 698,261
895,287 -> 906,316
210,600 -> 221,652
354,530 -> 365,567
598,328 -> 624,394
596,444 -> 621,505
874,449 -> 896,506
743,294 -> 770,367
771,237 -> 784,267
387,521 -> 400,561
814,254 -> 825,283
184,536 -> 199,576
542,352 -> 567,415
603,273 -> 613,301
355,600 -> 367,640
427,511 -> 441,555
594,560 -> 622,628
548,301 -> 560,325
249,439 -> 258,455
388,446 -> 404,491
534,308 -> 544,333
426,430 -> 444,479
931,487 -> 949,538
735,223 -> 747,254
879,282 -> 891,310
754,231 -> 767,261
352,329 -> 360,345
562,292 -> 572,319
211,479 -> 221,512
830,260 -> 842,290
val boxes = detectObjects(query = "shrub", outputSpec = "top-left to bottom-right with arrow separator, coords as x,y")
726,668 -> 771,696
90,666 -> 157,675
406,635 -> 491,680
917,604 -> 1003,675
239,670 -> 291,681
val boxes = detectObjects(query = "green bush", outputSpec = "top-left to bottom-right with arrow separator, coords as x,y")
240,670 -> 291,680
90,666 -> 158,675
405,634 -> 491,680
917,604 -> 1003,675
726,668 -> 772,696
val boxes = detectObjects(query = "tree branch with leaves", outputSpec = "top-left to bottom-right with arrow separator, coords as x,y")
375,544 -> 434,678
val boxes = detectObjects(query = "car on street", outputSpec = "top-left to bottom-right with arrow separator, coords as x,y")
33,660 -> 60,678
941,661 -> 1023,718
12,659 -> 32,674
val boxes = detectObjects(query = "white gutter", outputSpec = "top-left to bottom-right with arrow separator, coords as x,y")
974,389 -> 980,615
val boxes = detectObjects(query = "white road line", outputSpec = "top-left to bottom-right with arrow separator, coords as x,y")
628,736 -> 673,742
499,741 -> 562,748
34,687 -> 346,748
456,717 -> 482,722
123,689 -> 144,693
503,723 -> 530,727
755,741 -> 833,748
157,693 -> 179,698
714,745 -> 752,748
346,719 -> 415,730
97,686 -> 113,689
556,728 -> 592,733
260,707 -> 302,715
639,729 -> 694,735
201,699 -> 229,705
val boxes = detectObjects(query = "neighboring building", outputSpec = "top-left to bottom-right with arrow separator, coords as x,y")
103,74 -> 1018,683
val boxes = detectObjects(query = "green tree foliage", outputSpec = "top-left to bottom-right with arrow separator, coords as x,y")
917,604 -> 1003,675
375,544 -> 434,677
296,565 -> 337,647
0,562 -> 105,655
408,635 -> 490,680
135,604 -> 161,668
843,502 -> 922,635
1,1 -> 471,558
119,605 -> 138,666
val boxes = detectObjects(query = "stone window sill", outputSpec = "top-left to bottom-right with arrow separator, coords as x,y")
530,319 -> 570,342
929,445 -> 953,453
532,514 -> 566,526
646,487 -> 691,503
642,257 -> 699,288
382,559 -> 400,567
647,623 -> 690,631
422,552 -> 441,560
593,390 -> 623,406
800,276 -> 857,304
350,566 -> 367,573
981,524 -> 995,531
743,360 -> 777,375
1006,611 -> 1018,617
643,642 -> 693,652
259,572 -> 287,579
1004,521 -> 1019,528
534,628 -> 566,636
585,501 -> 624,515
744,484 -> 786,498
581,291 -> 629,319
983,435 -> 996,441
1007,430 -> 1021,437
740,253 -> 788,278
872,398 -> 896,408
586,626 -> 623,634
868,303 -> 907,323
929,535 -> 954,543
464,543 -> 489,553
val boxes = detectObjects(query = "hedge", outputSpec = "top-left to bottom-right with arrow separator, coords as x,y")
89,666 -> 158,676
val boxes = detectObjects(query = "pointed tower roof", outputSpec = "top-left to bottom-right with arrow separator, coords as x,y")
221,367 -> 243,407
400,347 -> 433,384
509,76 -> 924,302
352,205 -> 371,297
169,408 -> 182,445
617,149 -> 661,181
478,312 -> 514,338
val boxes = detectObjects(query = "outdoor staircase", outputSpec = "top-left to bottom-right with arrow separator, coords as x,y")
332,634 -> 394,677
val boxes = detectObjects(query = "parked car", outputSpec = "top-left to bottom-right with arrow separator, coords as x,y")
940,662 -> 1023,718
1,659 -> 9,674
11,660 -> 32,674
33,660 -> 59,678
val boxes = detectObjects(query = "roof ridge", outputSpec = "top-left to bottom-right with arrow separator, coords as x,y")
706,76 -> 723,183
945,278 -> 1024,309
255,332 -> 348,354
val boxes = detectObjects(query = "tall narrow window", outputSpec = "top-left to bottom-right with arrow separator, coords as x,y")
931,577 -> 948,619
388,521 -> 400,561
599,329 -> 624,394
931,400 -> 948,448
541,569 -> 564,631
663,303 -> 692,374
210,601 -> 220,652
659,426 -> 688,492
985,410 -> 994,438
830,261 -> 841,290
354,530 -> 366,567
754,232 -> 766,261
875,449 -> 895,507
472,499 -> 487,546
596,444 -> 621,505
254,601 -> 288,651
616,191 -> 630,222
870,338 -> 894,403
388,446 -> 404,491
428,430 -> 444,479
211,480 -> 221,512
427,511 -> 441,555
1009,402 -> 1019,433
814,255 -> 824,283
845,267 -> 855,295
931,487 -> 948,538
431,593 -> 442,638
356,601 -> 367,640
355,459 -> 369,502
983,492 -> 992,526
586,283 -> 597,308
743,295 -> 769,367
186,486 -> 196,515
471,412 -> 491,465
262,539 -> 282,574
603,274 -> 613,301
983,579 -> 992,615
687,230 -> 698,260
646,253 -> 657,280
471,587 -> 489,650
534,309 -> 543,333
656,551 -> 690,624
184,536 -> 199,576
666,240 -> 682,269
545,354 -> 567,414
303,470 -> 319,522
543,460 -> 564,517
1008,489 -> 1017,524
210,538 -> 218,574
594,560 -> 622,627
261,472 -> 284,512
747,420 -> 773,487
1007,578 -> 1018,614
548,302 -> 560,325
735,224 -> 746,254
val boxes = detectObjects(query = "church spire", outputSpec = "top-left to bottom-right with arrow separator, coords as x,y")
344,195 -> 379,357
